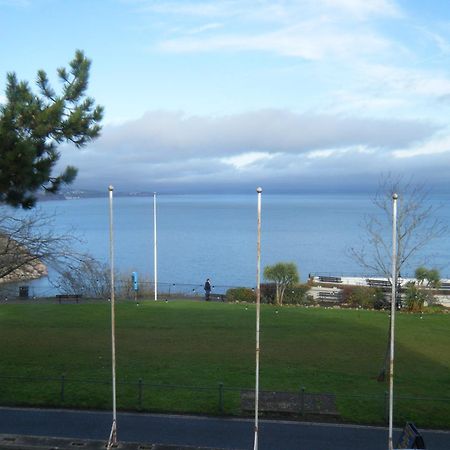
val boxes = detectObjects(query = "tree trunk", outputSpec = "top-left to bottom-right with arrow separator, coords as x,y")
280,286 -> 286,306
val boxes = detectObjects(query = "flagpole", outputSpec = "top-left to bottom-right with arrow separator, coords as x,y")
388,193 -> 398,450
154,192 -> 158,301
254,187 -> 262,450
107,185 -> 117,449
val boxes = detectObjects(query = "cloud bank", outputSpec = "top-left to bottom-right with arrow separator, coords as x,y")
58,108 -> 448,193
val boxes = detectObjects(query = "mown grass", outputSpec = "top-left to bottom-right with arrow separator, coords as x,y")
0,301 -> 448,428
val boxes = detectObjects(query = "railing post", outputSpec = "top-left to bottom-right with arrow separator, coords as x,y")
300,386 -> 305,416
218,382 -> 224,413
60,374 -> 65,403
138,378 -> 143,410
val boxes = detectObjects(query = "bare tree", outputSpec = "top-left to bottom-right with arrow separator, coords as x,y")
350,175 -> 447,381
0,207 -> 85,284
56,257 -> 112,299
350,175 -> 447,280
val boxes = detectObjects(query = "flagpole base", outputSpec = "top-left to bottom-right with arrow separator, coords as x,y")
106,419 -> 117,449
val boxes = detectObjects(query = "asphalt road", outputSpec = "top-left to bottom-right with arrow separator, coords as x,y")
0,407 -> 448,450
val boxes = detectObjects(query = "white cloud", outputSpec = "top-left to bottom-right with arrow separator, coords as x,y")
138,0 -> 402,61
221,151 -> 275,169
306,145 -> 375,159
325,62 -> 450,119
158,23 -> 390,60
360,63 -> 450,98
135,0 -> 401,21
418,28 -> 450,56
186,22 -> 223,34
321,0 -> 401,19
328,90 -> 408,115
306,149 -> 336,159
126,0 -> 450,123
392,132 -> 450,158
137,1 -> 236,18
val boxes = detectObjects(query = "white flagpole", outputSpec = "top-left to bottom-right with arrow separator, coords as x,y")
107,185 -> 117,449
254,187 -> 262,450
388,193 -> 398,450
154,192 -> 158,301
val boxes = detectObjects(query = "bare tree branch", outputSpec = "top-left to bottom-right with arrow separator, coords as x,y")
0,206 -> 88,283
349,174 -> 447,281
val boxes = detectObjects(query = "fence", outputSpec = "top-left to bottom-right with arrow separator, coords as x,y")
0,374 -> 230,414
0,374 -> 448,428
0,280 -> 241,300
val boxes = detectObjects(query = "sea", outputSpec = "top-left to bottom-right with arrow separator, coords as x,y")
3,193 -> 450,296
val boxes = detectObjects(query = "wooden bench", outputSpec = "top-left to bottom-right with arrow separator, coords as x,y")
56,294 -> 82,304
240,390 -> 339,418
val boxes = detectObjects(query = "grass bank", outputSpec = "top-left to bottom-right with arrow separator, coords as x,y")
0,301 -> 448,428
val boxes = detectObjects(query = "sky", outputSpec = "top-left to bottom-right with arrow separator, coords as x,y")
2,0 -> 450,194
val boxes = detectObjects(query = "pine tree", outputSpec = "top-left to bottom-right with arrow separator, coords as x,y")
0,50 -> 103,208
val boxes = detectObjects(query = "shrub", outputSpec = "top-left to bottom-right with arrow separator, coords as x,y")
404,283 -> 428,312
226,287 -> 256,303
283,284 -> 311,305
261,283 -> 276,304
57,258 -> 111,299
261,283 -> 310,305
373,294 -> 388,310
342,286 -> 385,309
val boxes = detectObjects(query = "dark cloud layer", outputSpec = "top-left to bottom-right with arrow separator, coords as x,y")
97,110 -> 435,159
57,109 -> 444,193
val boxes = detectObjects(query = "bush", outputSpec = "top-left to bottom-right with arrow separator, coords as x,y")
57,258 -> 111,299
373,295 -> 388,310
261,283 -> 276,304
261,283 -> 310,305
342,286 -> 385,309
404,283 -> 429,312
284,284 -> 311,305
226,287 -> 256,303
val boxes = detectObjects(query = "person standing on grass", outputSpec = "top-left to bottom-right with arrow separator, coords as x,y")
204,278 -> 211,301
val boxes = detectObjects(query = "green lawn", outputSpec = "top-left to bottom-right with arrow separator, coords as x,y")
0,301 -> 448,428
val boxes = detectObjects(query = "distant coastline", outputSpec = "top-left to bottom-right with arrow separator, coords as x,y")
36,190 -> 155,201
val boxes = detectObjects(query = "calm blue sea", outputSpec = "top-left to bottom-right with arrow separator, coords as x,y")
7,193 -> 450,295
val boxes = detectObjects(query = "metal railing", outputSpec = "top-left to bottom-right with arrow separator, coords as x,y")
0,374 -> 448,427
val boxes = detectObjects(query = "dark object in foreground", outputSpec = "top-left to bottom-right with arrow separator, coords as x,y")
396,422 -> 426,449
0,434 -> 233,450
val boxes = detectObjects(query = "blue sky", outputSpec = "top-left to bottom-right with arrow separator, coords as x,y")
2,0 -> 450,193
